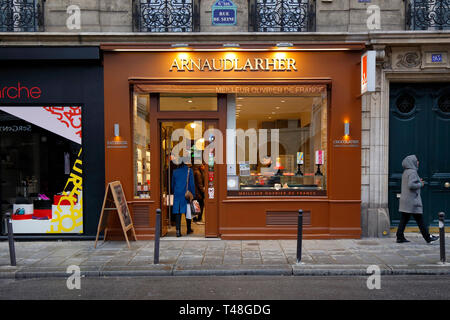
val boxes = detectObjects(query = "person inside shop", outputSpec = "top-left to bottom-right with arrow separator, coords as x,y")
396,154 -> 439,244
192,158 -> 207,225
171,155 -> 195,237
260,155 -> 280,187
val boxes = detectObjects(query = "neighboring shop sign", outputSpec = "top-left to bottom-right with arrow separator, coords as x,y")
212,0 -> 237,26
361,50 -> 376,94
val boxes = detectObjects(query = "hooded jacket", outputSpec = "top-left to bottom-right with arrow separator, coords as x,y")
399,155 -> 423,214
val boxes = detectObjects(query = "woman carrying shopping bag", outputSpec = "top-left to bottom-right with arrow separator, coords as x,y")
171,161 -> 196,237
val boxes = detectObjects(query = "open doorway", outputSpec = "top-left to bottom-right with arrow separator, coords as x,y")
160,120 -> 216,238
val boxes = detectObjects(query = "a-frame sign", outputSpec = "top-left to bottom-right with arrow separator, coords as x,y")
94,181 -> 138,249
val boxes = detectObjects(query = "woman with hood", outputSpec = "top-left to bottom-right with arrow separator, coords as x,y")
396,155 -> 439,244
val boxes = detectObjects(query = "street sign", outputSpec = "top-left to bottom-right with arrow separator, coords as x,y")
212,0 -> 237,26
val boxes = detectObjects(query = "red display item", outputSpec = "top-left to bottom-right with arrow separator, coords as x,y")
54,195 -> 77,206
12,214 -> 33,220
32,209 -> 52,219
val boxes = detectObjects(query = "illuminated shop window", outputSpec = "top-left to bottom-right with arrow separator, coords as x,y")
226,92 -> 327,196
0,106 -> 83,233
133,94 -> 151,199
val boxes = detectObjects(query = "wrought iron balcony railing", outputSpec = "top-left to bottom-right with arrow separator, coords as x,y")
0,0 -> 44,32
249,0 -> 315,32
133,0 -> 200,32
406,0 -> 450,30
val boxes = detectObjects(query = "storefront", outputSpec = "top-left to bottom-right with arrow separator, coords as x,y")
102,43 -> 364,240
0,47 -> 105,239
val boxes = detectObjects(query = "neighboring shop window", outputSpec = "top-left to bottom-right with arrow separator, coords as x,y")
133,94 -> 151,199
0,106 -> 83,234
226,91 -> 327,196
159,93 -> 218,111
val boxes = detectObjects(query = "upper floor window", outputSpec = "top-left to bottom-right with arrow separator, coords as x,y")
406,0 -> 450,30
0,0 -> 44,32
132,0 -> 200,32
249,0 -> 316,32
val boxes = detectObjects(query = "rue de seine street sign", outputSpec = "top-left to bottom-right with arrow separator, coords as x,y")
212,0 -> 237,26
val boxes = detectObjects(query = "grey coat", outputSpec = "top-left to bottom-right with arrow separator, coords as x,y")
399,155 -> 423,214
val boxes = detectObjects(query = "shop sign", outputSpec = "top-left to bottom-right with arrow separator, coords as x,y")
333,139 -> 360,148
169,57 -> 297,72
228,190 -> 327,197
361,51 -> 376,94
212,0 -> 237,26
0,82 -> 42,99
107,140 -> 128,149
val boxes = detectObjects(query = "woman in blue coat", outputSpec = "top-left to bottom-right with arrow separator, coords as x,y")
172,161 -> 195,237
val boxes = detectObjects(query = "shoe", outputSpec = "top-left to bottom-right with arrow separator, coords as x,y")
187,229 -> 194,234
196,221 -> 205,225
396,238 -> 410,243
426,235 -> 439,243
176,230 -> 181,237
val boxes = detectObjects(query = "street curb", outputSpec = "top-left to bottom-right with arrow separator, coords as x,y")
1,264 -> 450,279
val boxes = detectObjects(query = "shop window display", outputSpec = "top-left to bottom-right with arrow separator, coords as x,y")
227,93 -> 327,196
134,94 -> 151,198
0,106 -> 83,234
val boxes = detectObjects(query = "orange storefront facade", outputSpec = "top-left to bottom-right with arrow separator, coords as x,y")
102,43 -> 364,240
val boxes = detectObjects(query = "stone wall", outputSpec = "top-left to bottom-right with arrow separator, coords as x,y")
44,0 -> 132,32
41,0 -> 407,32
316,0 -> 405,32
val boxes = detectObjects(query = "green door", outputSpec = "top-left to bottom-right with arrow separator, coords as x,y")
389,83 -> 450,227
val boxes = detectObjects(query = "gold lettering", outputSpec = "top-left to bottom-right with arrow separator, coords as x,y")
287,58 -> 297,71
265,58 -> 275,71
224,58 -> 234,71
212,59 -> 222,71
254,58 -> 264,71
181,59 -> 192,71
243,58 -> 254,71
191,58 -> 201,71
169,58 -> 181,71
278,59 -> 286,71
202,59 -> 212,71
234,59 -> 244,71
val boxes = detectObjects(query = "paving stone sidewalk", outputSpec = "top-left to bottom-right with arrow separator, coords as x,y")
1,233 -> 450,278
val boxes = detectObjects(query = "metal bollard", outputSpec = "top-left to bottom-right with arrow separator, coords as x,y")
439,212 -> 445,264
4,212 -> 16,266
154,208 -> 161,264
297,209 -> 303,264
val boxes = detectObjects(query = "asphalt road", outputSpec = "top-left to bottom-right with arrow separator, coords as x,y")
0,275 -> 450,300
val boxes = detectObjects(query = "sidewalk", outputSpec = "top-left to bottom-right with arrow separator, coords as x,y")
1,233 -> 450,279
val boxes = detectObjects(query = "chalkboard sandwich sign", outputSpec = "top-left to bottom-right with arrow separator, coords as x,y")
95,181 -> 138,249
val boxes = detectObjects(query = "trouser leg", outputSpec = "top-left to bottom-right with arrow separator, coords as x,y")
412,214 -> 430,242
396,212 -> 411,240
197,199 -> 204,221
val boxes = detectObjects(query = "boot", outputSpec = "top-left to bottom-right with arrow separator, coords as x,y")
186,218 -> 193,234
175,214 -> 182,237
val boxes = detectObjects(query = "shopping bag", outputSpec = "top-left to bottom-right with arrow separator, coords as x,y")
186,204 -> 192,220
